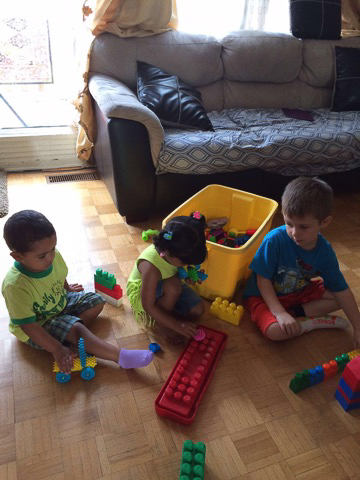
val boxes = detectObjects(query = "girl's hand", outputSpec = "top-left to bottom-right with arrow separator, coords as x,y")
53,345 -> 75,374
67,283 -> 84,292
275,311 -> 300,336
176,321 -> 198,339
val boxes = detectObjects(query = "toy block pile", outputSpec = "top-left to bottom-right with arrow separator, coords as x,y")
210,297 -> 244,326
206,225 -> 256,248
94,268 -> 123,307
179,440 -> 206,479
289,351 -> 360,393
178,265 -> 208,285
335,356 -> 360,411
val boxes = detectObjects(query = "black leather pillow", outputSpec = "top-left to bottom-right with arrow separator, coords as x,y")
290,0 -> 341,40
137,61 -> 213,131
332,46 -> 360,112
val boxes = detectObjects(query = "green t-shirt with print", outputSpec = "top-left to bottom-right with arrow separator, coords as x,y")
1,250 -> 69,342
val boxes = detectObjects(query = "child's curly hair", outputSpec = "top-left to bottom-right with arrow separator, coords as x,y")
154,212 -> 207,265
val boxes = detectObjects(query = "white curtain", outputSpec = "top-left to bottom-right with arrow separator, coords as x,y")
176,0 -> 290,38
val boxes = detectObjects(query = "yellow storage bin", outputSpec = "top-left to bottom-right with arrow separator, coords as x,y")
162,185 -> 278,300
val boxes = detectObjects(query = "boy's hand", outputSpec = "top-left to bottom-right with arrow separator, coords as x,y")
353,329 -> 360,349
275,312 -> 300,336
67,283 -> 84,292
53,345 -> 75,374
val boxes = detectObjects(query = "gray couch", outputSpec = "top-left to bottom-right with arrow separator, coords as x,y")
89,30 -> 360,223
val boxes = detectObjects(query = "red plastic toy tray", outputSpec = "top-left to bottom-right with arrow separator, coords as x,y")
155,325 -> 228,425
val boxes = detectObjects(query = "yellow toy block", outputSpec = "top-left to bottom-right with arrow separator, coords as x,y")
210,297 -> 244,326
53,355 -> 97,373
348,349 -> 360,360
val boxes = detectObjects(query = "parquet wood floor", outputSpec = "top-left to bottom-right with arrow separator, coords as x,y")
1,172 -> 360,480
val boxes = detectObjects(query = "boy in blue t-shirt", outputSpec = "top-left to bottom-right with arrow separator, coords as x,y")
244,177 -> 360,347
2,210 -> 154,373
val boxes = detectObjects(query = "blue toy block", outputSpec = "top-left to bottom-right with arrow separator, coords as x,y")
338,378 -> 360,400
309,366 -> 324,386
149,342 -> 161,353
335,390 -> 360,412
177,267 -> 188,279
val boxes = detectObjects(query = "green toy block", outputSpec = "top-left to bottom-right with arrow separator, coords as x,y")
335,353 -> 350,372
289,370 -> 311,394
94,268 -> 116,289
179,440 -> 206,480
187,266 -> 198,283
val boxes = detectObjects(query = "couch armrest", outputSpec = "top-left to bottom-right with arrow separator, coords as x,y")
89,73 -> 164,167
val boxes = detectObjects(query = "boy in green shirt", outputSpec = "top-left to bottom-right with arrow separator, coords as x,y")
2,210 -> 153,373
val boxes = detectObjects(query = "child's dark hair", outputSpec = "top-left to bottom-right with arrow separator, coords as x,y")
3,210 -> 56,253
154,213 -> 207,265
282,177 -> 333,222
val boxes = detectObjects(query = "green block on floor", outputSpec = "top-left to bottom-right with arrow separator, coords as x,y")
179,440 -> 206,480
94,268 -> 116,289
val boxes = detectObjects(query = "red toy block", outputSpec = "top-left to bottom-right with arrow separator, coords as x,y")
323,359 -> 338,379
94,281 -> 123,300
342,356 -> 360,392
155,325 -> 227,425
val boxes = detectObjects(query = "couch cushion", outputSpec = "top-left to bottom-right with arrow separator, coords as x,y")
222,31 -> 302,83
157,109 -> 360,176
300,37 -> 360,88
332,46 -> 360,112
90,30 -> 223,91
137,61 -> 213,130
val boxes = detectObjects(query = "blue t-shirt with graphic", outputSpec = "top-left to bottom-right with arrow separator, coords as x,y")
244,225 -> 348,298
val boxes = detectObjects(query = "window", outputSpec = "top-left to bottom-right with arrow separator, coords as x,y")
0,0 -> 81,130
176,0 -> 290,39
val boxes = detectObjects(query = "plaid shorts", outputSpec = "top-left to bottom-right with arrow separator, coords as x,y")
26,291 -> 104,349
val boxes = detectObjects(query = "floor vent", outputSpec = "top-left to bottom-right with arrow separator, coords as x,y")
46,171 -> 100,184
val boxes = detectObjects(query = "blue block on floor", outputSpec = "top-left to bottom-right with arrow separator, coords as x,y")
335,389 -> 360,411
338,377 -> 360,399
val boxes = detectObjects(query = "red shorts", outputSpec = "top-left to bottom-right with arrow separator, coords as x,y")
244,280 -> 325,336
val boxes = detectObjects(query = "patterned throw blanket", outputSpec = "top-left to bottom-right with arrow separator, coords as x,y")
157,109 -> 360,176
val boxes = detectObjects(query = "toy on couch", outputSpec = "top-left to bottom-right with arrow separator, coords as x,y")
179,440 -> 206,479
177,265 -> 208,285
335,356 -> 360,411
53,337 -> 96,383
94,268 -> 123,307
155,325 -> 227,425
289,349 -> 360,394
210,297 -> 244,326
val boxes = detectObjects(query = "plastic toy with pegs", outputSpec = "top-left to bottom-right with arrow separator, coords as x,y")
209,297 -> 244,326
179,440 -> 206,479
177,265 -> 208,285
53,337 -> 96,383
94,268 -> 123,307
155,325 -> 227,424
289,349 -> 360,394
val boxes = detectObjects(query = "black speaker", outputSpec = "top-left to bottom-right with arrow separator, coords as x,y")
290,0 -> 341,40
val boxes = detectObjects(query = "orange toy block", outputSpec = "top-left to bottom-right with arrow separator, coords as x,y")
209,297 -> 244,326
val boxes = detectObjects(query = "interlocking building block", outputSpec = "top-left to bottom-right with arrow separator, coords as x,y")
341,356 -> 360,391
94,268 -> 116,289
289,351 -> 358,394
95,281 -> 123,300
155,325 -> 227,425
179,440 -> 206,480
53,355 -> 97,373
210,297 -> 244,326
